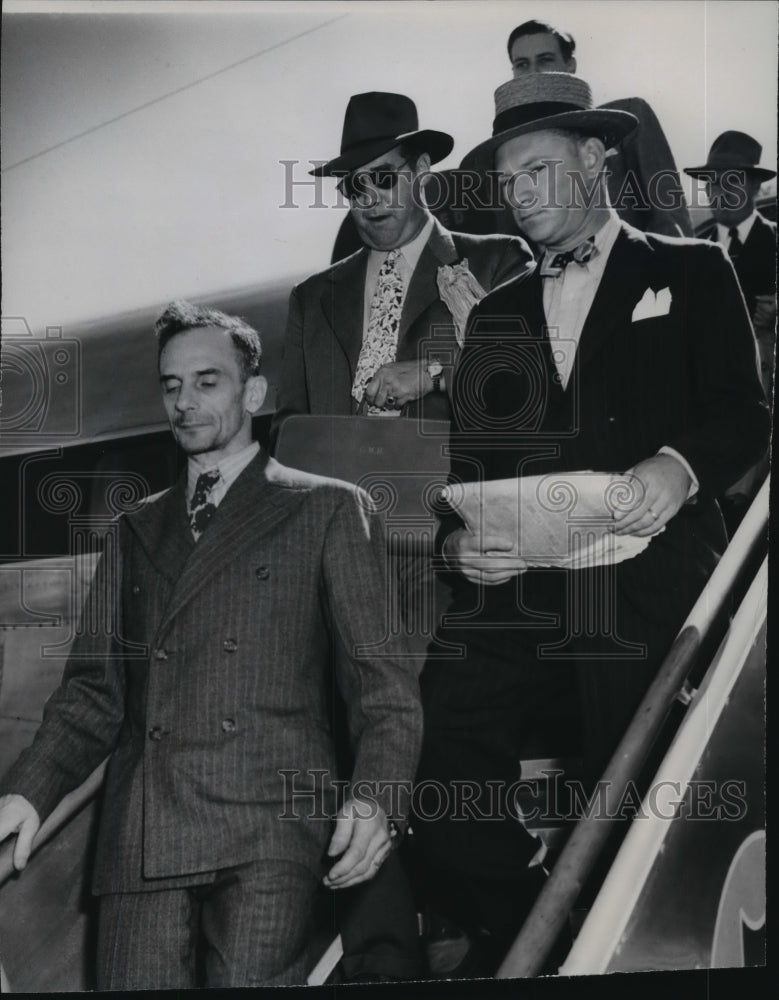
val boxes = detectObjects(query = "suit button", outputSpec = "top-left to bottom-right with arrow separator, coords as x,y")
223,638 -> 238,653
132,584 -> 141,595
221,718 -> 237,733
255,565 -> 270,580
148,727 -> 164,741
154,648 -> 168,661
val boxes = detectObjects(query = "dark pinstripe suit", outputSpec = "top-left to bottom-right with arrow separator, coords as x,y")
0,451 -> 422,985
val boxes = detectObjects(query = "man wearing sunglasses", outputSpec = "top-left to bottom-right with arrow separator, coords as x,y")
268,91 -> 532,983
270,91 -> 533,442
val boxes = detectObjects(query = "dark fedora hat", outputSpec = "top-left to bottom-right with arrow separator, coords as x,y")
464,73 -> 637,167
310,92 -> 454,177
684,131 -> 776,181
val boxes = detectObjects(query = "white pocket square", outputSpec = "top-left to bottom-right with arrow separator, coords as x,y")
632,286 -> 672,322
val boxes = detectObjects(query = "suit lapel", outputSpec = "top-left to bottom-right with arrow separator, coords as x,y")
127,476 -> 193,586
398,220 -> 459,347
572,225 -> 662,377
155,452 -> 302,639
321,249 -> 369,375
741,212 -> 772,268
697,219 -> 717,243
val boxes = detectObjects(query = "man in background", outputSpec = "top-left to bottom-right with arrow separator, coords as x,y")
685,131 -> 776,533
505,19 -> 694,238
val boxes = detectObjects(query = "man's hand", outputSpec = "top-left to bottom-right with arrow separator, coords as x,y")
752,293 -> 777,331
443,527 -> 527,585
0,794 -> 40,871
323,798 -> 394,890
613,454 -> 692,537
364,361 -> 432,410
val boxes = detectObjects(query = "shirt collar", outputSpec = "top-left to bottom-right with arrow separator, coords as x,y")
369,214 -> 435,272
590,209 -> 622,256
716,210 -> 757,247
187,441 -> 259,502
540,210 -> 621,276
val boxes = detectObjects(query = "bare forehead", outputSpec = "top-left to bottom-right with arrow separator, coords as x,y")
495,130 -> 578,171
159,326 -> 241,371
510,33 -> 564,59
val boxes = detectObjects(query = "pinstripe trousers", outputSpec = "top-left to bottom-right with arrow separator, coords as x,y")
95,859 -> 319,989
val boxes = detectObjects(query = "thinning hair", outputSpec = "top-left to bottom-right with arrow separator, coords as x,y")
154,300 -> 262,378
507,19 -> 576,63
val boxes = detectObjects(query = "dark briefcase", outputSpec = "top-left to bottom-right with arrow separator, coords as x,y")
274,415 -> 452,543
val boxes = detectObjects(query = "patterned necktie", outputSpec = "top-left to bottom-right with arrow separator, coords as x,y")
540,236 -> 599,277
727,226 -> 743,261
352,249 -> 404,414
189,469 -> 221,540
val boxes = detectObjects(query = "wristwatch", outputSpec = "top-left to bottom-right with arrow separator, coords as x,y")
427,359 -> 443,392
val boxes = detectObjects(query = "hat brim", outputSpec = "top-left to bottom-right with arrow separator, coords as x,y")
310,129 -> 454,177
462,109 -> 638,171
684,165 -> 776,181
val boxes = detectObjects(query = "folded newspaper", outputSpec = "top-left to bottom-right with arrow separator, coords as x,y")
441,472 -> 662,569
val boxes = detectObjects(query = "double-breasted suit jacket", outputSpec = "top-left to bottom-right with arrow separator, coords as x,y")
427,222 -> 770,776
269,219 -> 532,449
1,452 -> 422,893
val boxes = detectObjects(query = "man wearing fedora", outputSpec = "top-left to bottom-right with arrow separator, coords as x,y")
269,91 -> 533,443
684,131 -> 776,534
268,89 -> 532,984
412,73 -> 770,974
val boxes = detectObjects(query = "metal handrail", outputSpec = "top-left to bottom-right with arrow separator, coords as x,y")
0,479 -> 768,981
560,556 -> 767,974
0,759 -> 107,888
496,477 -> 770,979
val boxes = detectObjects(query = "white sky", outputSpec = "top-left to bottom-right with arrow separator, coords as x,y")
1,0 -> 777,333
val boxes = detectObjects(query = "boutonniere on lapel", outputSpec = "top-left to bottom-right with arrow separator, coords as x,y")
437,259 -> 488,348
631,286 -> 672,323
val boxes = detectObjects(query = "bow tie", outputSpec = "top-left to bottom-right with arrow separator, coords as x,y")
540,237 -> 599,277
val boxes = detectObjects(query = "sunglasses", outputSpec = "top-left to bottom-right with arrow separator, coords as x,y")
336,158 -> 413,200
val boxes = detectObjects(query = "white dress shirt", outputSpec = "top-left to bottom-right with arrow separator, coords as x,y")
187,441 -> 260,509
362,215 -> 435,333
542,211 -> 622,391
715,210 -> 757,249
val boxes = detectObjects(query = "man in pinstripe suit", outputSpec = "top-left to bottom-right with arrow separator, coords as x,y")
0,301 -> 422,988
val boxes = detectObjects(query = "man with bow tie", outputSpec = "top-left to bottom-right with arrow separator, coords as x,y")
0,301 -> 422,988
413,73 -> 770,975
